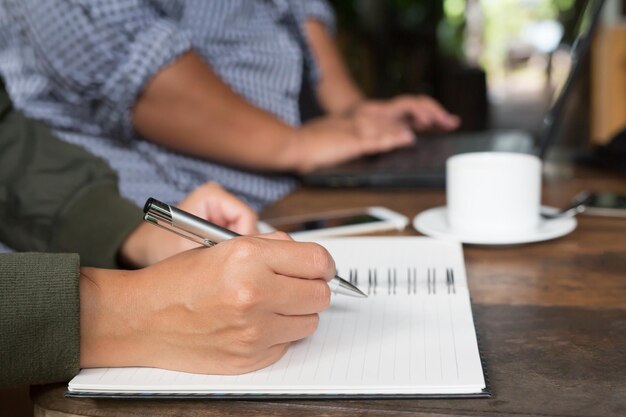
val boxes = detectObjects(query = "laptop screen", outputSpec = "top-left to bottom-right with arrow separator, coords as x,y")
302,1 -> 606,188
489,0 -> 605,156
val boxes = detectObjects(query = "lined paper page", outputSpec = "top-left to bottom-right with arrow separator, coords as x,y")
69,237 -> 485,395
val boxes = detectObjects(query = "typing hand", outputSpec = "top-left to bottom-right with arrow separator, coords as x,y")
79,232 -> 334,374
291,115 -> 414,173
119,182 -> 258,268
351,95 -> 460,133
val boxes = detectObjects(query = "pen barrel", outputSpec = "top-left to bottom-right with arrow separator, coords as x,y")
169,206 -> 239,243
330,275 -> 367,298
144,198 -> 366,297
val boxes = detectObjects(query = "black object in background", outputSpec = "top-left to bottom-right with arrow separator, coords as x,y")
591,127 -> 626,171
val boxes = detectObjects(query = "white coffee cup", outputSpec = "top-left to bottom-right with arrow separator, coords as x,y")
446,152 -> 542,236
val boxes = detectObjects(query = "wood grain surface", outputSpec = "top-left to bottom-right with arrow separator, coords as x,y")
31,164 -> 626,417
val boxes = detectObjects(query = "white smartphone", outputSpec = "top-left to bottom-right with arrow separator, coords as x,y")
258,206 -> 409,239
582,192 -> 626,218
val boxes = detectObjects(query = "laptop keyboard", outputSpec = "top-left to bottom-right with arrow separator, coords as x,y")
347,130 -> 535,173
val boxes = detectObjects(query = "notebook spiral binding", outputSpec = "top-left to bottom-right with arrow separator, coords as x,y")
342,267 -> 458,296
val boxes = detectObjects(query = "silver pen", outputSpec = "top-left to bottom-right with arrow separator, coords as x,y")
143,198 -> 367,298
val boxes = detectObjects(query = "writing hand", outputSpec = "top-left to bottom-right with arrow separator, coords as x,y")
80,232 -> 335,374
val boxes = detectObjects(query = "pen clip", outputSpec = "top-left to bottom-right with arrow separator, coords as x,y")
143,213 -> 218,248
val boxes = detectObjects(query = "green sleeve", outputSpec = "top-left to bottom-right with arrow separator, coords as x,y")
0,253 -> 80,388
0,84 -> 142,268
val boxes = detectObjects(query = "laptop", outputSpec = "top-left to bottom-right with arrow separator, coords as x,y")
301,0 -> 604,188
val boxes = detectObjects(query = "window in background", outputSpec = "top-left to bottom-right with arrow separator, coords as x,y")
331,0 -> 590,148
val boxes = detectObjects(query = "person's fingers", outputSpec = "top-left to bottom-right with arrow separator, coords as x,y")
220,202 -> 258,235
418,99 -> 460,129
377,122 -> 415,150
247,343 -> 290,372
296,113 -> 415,172
270,274 -> 331,315
387,96 -> 435,127
388,98 -> 435,129
352,106 -> 412,143
247,237 -> 336,280
393,96 -> 460,130
206,207 -> 228,229
355,117 -> 414,154
232,216 -> 260,235
229,343 -> 290,374
187,181 -> 259,235
354,116 -> 381,141
263,313 -> 321,345
178,182 -> 227,223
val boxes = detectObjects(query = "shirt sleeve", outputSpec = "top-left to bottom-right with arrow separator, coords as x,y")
290,0 -> 337,34
0,253 -> 80,388
8,0 -> 194,139
0,84 -> 143,269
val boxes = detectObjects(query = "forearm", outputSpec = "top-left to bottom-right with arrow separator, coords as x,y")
132,52 -> 301,171
304,19 -> 364,115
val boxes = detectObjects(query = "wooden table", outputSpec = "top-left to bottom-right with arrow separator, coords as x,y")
32,164 -> 626,417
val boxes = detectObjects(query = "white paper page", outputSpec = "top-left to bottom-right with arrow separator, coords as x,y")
69,237 -> 485,395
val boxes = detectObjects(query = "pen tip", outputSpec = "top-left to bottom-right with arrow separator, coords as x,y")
355,288 -> 368,298
338,278 -> 368,298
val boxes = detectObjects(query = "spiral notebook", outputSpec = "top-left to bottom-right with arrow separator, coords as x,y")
67,237 -> 488,398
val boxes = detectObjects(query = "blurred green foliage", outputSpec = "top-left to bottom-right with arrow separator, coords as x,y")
329,0 -> 581,89
478,0 -> 577,78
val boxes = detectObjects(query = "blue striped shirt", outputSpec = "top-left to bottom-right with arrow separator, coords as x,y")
0,0 -> 335,212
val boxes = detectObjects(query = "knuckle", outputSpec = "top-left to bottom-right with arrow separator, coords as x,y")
393,95 -> 411,105
237,325 -> 264,346
410,96 -> 429,107
231,283 -> 262,312
228,237 -> 260,262
310,243 -> 334,275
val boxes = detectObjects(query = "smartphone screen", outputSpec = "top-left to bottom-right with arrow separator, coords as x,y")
268,213 -> 383,233
587,192 -> 626,209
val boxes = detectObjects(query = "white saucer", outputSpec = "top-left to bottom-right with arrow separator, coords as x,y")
413,206 -> 577,245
